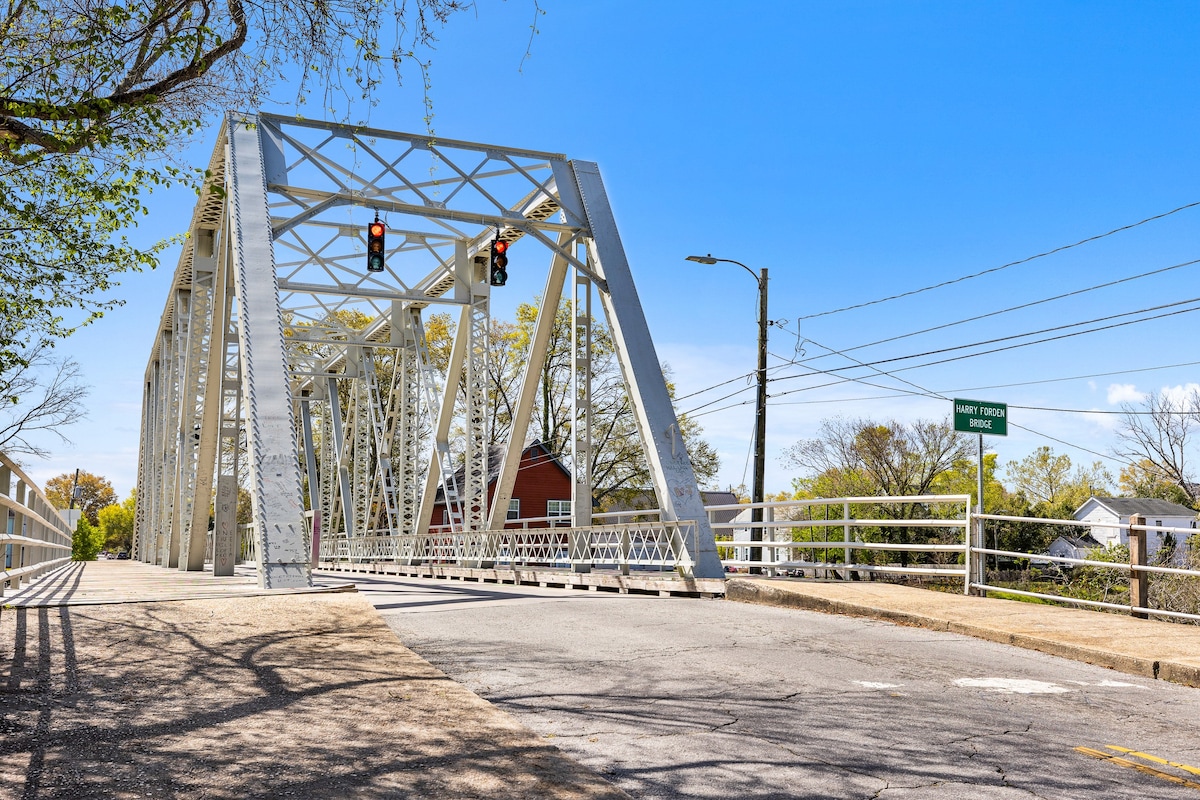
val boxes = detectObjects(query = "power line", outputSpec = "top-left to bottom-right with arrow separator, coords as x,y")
852,296 -> 1200,369
688,352 -> 1140,473
942,360 -> 1200,394
762,299 -> 1200,390
675,257 -> 1199,410
799,199 -> 1200,320
674,354 -> 800,404
686,301 -> 1200,418
1009,405 -> 1190,415
1007,422 -> 1132,469
797,256 -> 1200,361
785,335 -> 946,402
768,357 -> 1200,407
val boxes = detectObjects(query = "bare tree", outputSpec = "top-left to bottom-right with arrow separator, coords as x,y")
785,417 -> 972,500
1112,389 -> 1200,504
0,341 -> 89,458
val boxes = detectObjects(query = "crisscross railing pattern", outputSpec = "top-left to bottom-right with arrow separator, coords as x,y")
320,519 -> 696,572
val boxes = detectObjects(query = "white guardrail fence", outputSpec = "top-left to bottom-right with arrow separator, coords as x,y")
310,509 -> 695,575
241,492 -> 1200,622
708,494 -> 1200,622
0,452 -> 74,595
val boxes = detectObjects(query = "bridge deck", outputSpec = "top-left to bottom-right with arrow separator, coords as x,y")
2,559 -> 354,607
317,560 -> 727,598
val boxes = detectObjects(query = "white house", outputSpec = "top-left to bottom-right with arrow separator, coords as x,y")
1045,533 -> 1103,563
1073,496 -> 1196,561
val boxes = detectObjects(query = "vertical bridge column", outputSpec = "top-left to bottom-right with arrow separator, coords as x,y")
228,116 -> 311,589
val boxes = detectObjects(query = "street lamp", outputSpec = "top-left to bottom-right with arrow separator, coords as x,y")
686,254 -> 768,573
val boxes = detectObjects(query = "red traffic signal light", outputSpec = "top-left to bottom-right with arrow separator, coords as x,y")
489,238 -> 509,286
367,219 -> 386,272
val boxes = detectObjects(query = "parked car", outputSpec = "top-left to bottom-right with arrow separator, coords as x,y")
116,552 -> 130,560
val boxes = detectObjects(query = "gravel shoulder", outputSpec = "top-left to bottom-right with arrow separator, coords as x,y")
0,592 -> 630,799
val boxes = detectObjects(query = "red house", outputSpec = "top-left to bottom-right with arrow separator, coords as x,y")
430,441 -> 573,529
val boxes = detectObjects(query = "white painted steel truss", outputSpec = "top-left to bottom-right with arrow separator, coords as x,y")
136,112 -> 723,587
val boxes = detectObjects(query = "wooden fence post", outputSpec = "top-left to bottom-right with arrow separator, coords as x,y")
1129,513 -> 1148,619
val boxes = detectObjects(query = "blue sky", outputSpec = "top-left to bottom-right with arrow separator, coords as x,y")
19,1 -> 1200,500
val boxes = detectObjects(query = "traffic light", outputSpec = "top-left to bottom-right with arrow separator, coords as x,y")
366,218 -> 386,272
489,238 -> 509,286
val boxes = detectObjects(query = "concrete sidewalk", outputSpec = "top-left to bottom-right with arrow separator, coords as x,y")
727,577 -> 1200,688
0,565 -> 631,800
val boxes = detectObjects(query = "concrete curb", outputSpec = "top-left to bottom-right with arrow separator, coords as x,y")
725,579 -> 1200,689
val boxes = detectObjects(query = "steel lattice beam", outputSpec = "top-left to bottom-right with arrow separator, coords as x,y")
135,112 -> 724,585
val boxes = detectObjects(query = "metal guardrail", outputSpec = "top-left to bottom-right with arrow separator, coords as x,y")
318,519 -> 696,573
970,512 -> 1200,621
707,496 -> 1200,623
304,490 -> 1200,621
708,494 -> 972,581
0,452 -> 75,595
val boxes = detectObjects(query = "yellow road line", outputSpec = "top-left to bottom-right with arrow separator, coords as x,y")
1075,746 -> 1200,791
1105,745 -> 1200,778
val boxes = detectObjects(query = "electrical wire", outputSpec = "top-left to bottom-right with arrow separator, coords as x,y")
769,356 -> 1200,407
942,360 -> 1200,394
853,296 -> 1200,369
1007,422 -> 1131,468
759,298 -> 1200,392
798,200 -> 1200,320
674,256 -> 1200,409
795,256 -> 1200,362
1009,405 -> 1191,415
685,302 -> 1200,417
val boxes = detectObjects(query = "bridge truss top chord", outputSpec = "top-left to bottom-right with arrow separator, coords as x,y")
136,112 -> 723,588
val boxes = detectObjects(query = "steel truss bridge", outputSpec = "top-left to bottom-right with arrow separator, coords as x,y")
135,113 -> 723,588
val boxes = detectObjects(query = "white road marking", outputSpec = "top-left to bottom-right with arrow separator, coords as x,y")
853,681 -> 902,689
1066,679 -> 1148,689
955,678 -> 1070,694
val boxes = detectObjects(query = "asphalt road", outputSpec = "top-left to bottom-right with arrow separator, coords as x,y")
351,573 -> 1200,800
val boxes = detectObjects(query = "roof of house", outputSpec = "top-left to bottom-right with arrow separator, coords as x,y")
1049,533 -> 1102,549
700,490 -> 739,506
1078,496 -> 1197,519
597,489 -> 743,523
433,440 -> 570,503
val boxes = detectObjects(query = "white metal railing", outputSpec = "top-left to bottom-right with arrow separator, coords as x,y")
238,523 -> 257,565
971,512 -> 1200,622
307,491 -> 1200,620
319,519 -> 695,573
708,495 -> 971,581
707,496 -> 1200,623
0,451 -> 75,595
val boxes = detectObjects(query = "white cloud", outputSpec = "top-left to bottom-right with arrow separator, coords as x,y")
1081,409 -> 1121,432
1106,383 -> 1145,405
1160,383 -> 1200,409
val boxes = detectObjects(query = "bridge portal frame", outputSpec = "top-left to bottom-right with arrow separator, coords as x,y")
136,112 -> 722,588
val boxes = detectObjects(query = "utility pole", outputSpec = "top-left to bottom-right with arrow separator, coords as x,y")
686,255 -> 768,573
69,468 -> 80,510
752,267 -> 768,574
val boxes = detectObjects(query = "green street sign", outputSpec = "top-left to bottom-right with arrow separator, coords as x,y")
953,398 -> 1008,436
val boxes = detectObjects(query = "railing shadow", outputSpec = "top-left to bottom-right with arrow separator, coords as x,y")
0,595 -> 624,799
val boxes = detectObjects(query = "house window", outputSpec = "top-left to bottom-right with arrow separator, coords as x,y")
507,499 -> 520,521
547,499 -> 571,525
